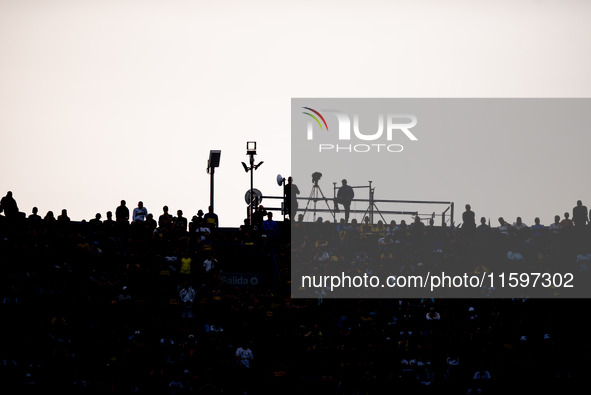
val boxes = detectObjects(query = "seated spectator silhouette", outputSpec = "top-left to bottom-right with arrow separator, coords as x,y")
462,204 -> 476,230
57,209 -> 70,225
374,219 -> 386,234
252,205 -> 267,230
477,217 -> 490,231
549,215 -> 561,233
89,213 -> 102,231
44,210 -> 56,223
410,216 -> 425,233
361,216 -> 373,234
387,220 -> 397,233
0,191 -> 19,220
512,217 -> 528,231
145,213 -> 157,234
104,211 -> 115,225
262,212 -> 279,238
28,207 -> 41,222
240,217 -> 253,232
530,217 -> 545,231
559,212 -> 573,230
102,211 -> 116,234
572,200 -> 589,228
498,217 -> 511,235
398,219 -> 408,232
115,200 -> 129,224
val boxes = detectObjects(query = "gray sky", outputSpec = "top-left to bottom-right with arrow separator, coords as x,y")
1,0 -> 590,227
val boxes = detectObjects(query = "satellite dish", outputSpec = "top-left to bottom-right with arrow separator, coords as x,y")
277,174 -> 285,186
244,189 -> 263,205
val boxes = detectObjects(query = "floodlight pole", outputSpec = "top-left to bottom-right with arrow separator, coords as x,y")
207,150 -> 221,213
250,154 -> 254,224
243,142 -> 261,226
210,166 -> 215,212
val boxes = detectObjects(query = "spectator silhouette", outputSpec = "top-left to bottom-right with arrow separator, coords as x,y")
513,217 -> 528,231
196,209 -> 204,222
89,213 -> 102,226
116,200 -> 129,224
498,217 -> 511,235
462,204 -> 476,230
145,213 -> 157,234
132,201 -> 147,222
43,210 -> 56,222
0,191 -> 19,219
530,217 -> 545,230
204,206 -> 219,229
104,211 -> 115,225
57,209 -> 70,224
572,200 -> 588,228
159,205 -> 173,230
477,217 -> 489,231
28,207 -> 41,222
252,205 -> 267,230
175,210 -> 187,233
262,212 -> 279,237
549,215 -> 561,233
334,179 -> 354,222
410,216 -> 425,233
284,176 -> 300,220
559,212 -> 573,230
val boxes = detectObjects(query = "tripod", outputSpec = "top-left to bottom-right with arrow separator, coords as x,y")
361,181 -> 387,224
301,181 -> 336,222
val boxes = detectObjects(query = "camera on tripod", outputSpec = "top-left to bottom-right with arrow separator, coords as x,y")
311,172 -> 322,186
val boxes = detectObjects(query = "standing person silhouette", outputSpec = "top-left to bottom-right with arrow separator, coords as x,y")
572,200 -> 588,229
284,176 -> 300,220
462,204 -> 476,231
334,179 -> 354,222
116,200 -> 129,224
132,201 -> 147,222
204,206 -> 219,229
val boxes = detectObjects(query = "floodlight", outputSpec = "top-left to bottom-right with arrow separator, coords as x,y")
246,141 -> 257,155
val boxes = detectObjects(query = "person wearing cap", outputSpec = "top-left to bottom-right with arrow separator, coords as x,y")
334,179 -> 354,222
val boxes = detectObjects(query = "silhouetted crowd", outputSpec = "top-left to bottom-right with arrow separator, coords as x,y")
1,191 -> 590,394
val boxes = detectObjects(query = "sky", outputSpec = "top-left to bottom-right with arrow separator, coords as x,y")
1,0 -> 590,227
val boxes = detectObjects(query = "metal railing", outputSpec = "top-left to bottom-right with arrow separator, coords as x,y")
260,181 -> 454,226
